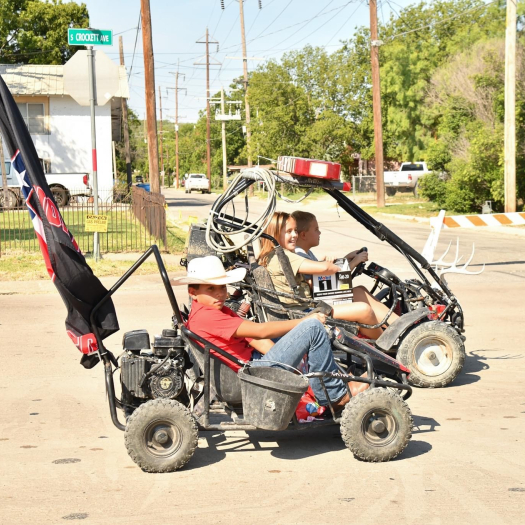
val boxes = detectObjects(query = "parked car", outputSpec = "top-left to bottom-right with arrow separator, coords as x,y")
135,175 -> 144,183
185,173 -> 210,194
383,162 -> 431,197
0,158 -> 91,208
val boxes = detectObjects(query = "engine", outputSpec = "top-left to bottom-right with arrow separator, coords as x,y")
120,328 -> 188,404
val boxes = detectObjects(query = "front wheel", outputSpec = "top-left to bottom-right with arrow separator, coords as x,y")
125,399 -> 198,473
396,321 -> 465,388
340,388 -> 413,462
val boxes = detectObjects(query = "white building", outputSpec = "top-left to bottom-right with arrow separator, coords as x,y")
0,63 -> 129,192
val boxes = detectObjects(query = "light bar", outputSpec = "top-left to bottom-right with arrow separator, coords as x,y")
277,156 -> 341,180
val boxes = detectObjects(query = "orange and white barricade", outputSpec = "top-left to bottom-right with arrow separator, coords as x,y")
442,212 -> 525,228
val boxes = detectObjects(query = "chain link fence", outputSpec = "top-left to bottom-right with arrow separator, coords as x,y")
351,175 -> 377,194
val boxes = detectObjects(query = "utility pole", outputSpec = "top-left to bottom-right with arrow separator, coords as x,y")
504,0 -> 517,213
175,71 -> 180,188
119,36 -> 132,188
196,29 -> 219,192
221,87 -> 228,190
167,67 -> 186,189
238,0 -> 253,194
140,0 -> 160,194
205,29 -> 211,192
158,85 -> 164,187
369,0 -> 385,208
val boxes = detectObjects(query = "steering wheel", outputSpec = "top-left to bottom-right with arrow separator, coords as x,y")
351,247 -> 368,279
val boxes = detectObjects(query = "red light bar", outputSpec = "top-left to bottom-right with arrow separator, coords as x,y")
277,156 -> 341,180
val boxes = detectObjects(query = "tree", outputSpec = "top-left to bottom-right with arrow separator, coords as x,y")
0,0 -> 89,65
420,38 -> 525,211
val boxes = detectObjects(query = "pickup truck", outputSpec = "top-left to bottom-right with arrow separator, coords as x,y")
0,159 -> 91,208
184,173 -> 210,194
383,162 -> 430,196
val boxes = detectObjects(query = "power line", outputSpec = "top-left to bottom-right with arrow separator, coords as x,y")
386,0 -> 498,42
310,0 -> 365,49
128,11 -> 142,82
261,0 -> 348,55
114,26 -> 140,37
248,0 -> 295,42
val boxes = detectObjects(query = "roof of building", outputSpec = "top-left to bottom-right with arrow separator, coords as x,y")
0,63 -> 129,99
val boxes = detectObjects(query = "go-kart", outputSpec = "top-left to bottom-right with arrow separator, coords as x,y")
89,245 -> 414,473
189,158 -> 466,389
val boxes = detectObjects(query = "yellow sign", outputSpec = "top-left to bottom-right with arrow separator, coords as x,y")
85,214 -> 108,233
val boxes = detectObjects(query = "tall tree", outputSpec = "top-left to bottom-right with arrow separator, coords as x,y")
0,0 -> 89,65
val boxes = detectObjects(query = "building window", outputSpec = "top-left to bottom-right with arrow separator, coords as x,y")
16,103 -> 45,134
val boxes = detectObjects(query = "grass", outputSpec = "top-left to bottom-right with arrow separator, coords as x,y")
1,207 -> 188,255
0,251 -> 182,281
362,201 -> 444,218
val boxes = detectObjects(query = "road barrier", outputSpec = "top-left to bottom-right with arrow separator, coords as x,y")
443,212 -> 525,228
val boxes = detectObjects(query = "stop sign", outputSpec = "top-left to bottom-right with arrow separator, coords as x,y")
64,50 -> 120,107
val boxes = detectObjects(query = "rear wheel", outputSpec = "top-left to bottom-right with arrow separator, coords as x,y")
0,189 -> 19,209
51,187 -> 69,207
396,321 -> 465,388
125,399 -> 198,473
340,388 -> 412,462
386,187 -> 397,197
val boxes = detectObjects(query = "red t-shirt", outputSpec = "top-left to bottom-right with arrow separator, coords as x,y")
186,300 -> 253,369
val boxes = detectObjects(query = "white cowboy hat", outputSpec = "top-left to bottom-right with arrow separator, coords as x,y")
170,255 -> 246,286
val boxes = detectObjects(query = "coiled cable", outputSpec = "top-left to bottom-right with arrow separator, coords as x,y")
205,168 -> 277,254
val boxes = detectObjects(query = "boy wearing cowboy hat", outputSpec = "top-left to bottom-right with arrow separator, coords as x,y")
171,256 -> 368,408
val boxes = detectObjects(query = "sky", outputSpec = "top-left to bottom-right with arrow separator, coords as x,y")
83,0 -> 416,123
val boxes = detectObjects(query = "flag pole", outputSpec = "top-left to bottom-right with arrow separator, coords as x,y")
87,45 -> 100,261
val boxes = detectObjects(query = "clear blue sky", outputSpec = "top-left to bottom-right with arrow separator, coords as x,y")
83,0 -> 415,123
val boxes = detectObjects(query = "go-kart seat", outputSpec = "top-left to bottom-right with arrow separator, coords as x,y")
250,262 -> 358,335
181,329 -> 243,406
251,263 -> 297,322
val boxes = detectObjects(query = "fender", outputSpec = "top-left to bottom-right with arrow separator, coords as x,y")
376,307 -> 431,351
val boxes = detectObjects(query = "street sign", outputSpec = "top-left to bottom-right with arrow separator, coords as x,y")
63,50 -> 120,106
68,28 -> 113,46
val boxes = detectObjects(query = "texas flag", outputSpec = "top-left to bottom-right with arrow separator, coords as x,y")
0,75 -> 118,368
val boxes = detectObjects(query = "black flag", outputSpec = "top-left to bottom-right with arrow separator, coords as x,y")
0,75 -> 119,367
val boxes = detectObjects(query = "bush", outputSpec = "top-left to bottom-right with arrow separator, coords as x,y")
418,173 -> 448,207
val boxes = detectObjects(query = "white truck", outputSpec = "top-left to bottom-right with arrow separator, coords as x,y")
383,162 -> 431,197
184,173 -> 210,194
0,159 -> 91,208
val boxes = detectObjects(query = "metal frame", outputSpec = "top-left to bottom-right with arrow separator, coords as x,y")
88,244 -> 411,432
210,170 -> 464,332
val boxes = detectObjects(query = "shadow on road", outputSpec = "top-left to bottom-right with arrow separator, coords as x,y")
412,415 -> 440,434
186,425 -> 346,470
452,349 -> 523,387
396,439 -> 432,460
186,418 -> 435,470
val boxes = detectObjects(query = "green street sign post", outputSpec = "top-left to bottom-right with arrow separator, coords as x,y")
68,28 -> 113,47
67,27 -> 113,260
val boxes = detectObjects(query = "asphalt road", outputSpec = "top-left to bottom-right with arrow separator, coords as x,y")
1,189 -> 524,524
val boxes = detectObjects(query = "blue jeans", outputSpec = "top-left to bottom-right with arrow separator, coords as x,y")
250,318 -> 346,406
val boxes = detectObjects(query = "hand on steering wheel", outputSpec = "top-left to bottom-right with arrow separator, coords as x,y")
351,247 -> 368,277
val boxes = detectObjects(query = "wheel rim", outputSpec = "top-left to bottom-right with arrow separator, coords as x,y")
142,417 -> 183,458
413,336 -> 452,377
53,192 -> 64,206
361,408 -> 398,447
